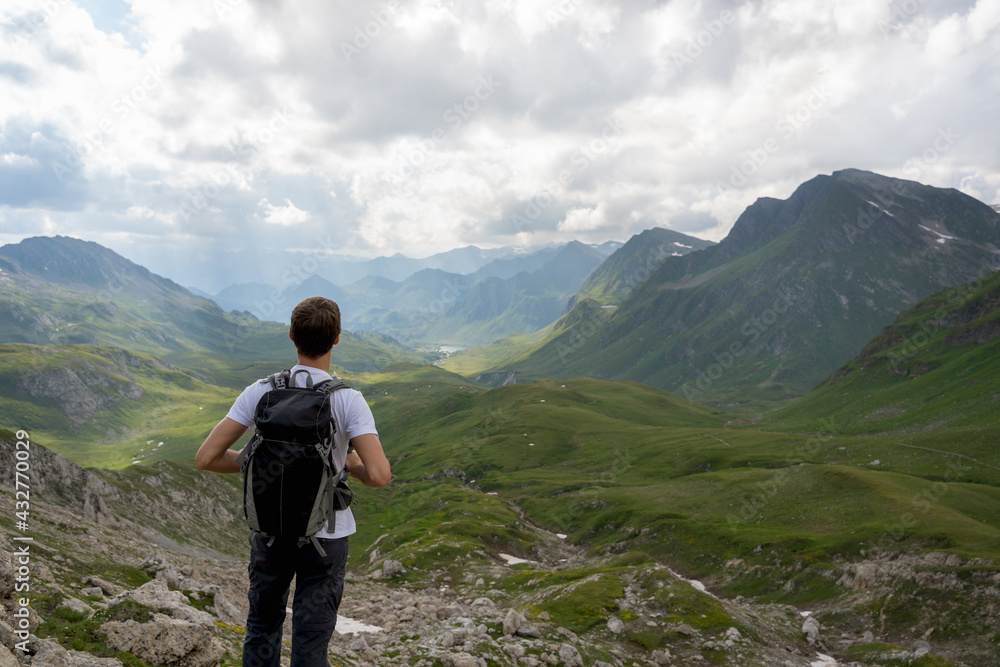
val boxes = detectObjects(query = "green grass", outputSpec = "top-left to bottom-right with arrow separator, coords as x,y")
437,328 -> 550,377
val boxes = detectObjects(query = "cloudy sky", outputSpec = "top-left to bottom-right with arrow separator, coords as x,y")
1,0 -> 998,290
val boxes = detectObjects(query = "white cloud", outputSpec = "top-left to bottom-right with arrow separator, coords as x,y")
0,0 -> 997,289
258,198 -> 311,226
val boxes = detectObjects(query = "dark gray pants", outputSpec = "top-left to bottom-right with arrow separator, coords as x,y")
243,533 -> 348,667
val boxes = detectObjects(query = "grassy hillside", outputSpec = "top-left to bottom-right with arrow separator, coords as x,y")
768,269 -> 1000,433
347,368 -> 1000,569
0,343 -> 239,468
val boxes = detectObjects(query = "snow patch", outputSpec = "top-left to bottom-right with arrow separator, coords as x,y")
919,224 -> 957,241
865,200 -> 895,217
336,616 -> 383,635
500,553 -> 532,566
810,654 -> 839,667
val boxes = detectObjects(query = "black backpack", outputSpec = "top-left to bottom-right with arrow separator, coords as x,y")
235,369 -> 353,554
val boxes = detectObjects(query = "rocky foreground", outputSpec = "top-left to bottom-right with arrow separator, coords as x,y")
1,522 -> 983,667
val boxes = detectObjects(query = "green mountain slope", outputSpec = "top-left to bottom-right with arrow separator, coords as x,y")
0,343 -> 241,468
571,227 -> 715,306
767,268 -> 1000,433
487,169 -> 1000,406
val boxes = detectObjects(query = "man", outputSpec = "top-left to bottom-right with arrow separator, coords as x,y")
196,296 -> 391,667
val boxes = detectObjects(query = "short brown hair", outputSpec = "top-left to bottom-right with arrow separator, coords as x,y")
289,297 -> 341,359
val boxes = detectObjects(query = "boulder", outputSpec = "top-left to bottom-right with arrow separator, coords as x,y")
503,609 -> 521,636
557,643 -> 583,667
439,652 -> 483,667
651,649 -> 672,665
100,613 -> 224,667
30,639 -> 122,667
606,617 -> 625,634
56,597 -> 93,618
802,616 -> 821,644
382,560 -> 406,578
0,645 -> 19,667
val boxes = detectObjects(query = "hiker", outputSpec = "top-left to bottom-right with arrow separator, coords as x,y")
195,296 -> 391,667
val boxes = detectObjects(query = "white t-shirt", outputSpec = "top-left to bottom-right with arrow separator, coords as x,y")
227,365 -> 378,539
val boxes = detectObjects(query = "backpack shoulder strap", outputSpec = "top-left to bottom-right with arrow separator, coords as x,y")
266,369 -> 292,389
315,379 -> 350,395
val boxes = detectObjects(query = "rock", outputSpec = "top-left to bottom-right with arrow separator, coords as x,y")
439,652 -> 482,667
861,630 -> 875,643
470,597 -> 495,610
0,620 -> 19,652
802,616 -> 821,644
100,613 -> 224,667
558,643 -> 583,667
84,577 -> 117,596
503,609 -> 522,636
537,611 -> 550,621
106,580 -> 214,625
675,623 -> 697,637
348,637 -> 367,652
607,617 -> 625,634
56,597 -> 93,618
0,645 -> 19,667
80,587 -> 104,599
504,644 -> 526,658
441,631 -> 457,648
914,639 -> 931,657
436,605 -> 464,620
515,624 -> 541,638
31,640 -> 122,667
651,649 -> 672,665
725,627 -> 742,642
382,560 -> 406,578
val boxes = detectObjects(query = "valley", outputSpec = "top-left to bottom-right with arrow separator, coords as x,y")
2,169 -> 1000,666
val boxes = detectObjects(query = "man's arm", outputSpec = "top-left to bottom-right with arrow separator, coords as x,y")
195,417 -> 249,473
345,433 -> 391,487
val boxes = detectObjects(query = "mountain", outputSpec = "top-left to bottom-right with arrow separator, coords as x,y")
0,235 -> 259,358
486,169 -> 1000,405
0,236 -> 426,376
417,241 -> 611,345
767,267 -> 1000,434
571,227 -> 716,306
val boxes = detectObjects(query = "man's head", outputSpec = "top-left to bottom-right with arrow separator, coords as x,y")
289,296 -> 341,359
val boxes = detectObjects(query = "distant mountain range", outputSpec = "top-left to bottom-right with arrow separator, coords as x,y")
209,239 -> 713,346
486,169 -> 1000,404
